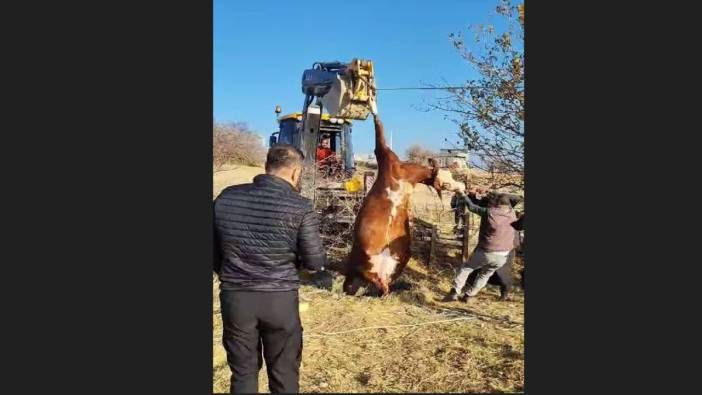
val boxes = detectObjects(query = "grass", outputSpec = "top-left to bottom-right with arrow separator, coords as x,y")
213,166 -> 524,393
213,258 -> 524,393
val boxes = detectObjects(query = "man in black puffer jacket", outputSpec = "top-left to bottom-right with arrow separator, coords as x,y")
214,144 -> 326,394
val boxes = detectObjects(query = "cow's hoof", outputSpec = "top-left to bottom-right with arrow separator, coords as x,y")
459,294 -> 475,303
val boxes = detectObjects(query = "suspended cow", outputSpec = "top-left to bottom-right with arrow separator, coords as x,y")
343,115 -> 464,296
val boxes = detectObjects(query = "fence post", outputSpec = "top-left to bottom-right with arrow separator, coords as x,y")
363,171 -> 375,194
462,212 -> 471,262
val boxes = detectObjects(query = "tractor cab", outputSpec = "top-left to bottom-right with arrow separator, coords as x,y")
269,112 -> 355,180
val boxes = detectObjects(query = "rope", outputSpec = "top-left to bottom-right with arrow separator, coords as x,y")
305,316 -> 476,338
376,86 -> 470,91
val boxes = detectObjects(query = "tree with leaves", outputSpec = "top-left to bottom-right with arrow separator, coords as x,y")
429,0 -> 524,190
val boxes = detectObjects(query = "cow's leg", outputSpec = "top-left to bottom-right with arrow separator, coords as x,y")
379,283 -> 390,297
373,117 -> 388,153
386,236 -> 412,291
378,283 -> 390,298
389,254 -> 410,289
379,277 -> 390,297
369,274 -> 387,297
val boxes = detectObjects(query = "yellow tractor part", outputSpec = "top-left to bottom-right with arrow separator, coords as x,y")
343,176 -> 363,193
320,58 -> 377,121
277,112 -> 352,124
347,59 -> 374,102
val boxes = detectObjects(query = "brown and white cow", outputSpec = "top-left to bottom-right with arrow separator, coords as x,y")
342,116 -> 464,296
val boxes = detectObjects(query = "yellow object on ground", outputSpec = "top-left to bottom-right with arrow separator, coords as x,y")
299,302 -> 309,313
344,177 -> 363,193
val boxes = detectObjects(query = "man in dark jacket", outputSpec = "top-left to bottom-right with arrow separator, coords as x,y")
443,191 -> 517,303
213,144 -> 326,394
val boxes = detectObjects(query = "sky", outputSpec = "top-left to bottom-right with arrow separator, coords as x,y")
214,0 -> 504,159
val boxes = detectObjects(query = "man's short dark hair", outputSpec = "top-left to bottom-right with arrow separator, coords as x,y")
265,144 -> 304,173
497,194 -> 512,206
488,193 -> 512,207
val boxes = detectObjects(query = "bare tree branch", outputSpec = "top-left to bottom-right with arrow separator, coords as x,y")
213,120 -> 266,170
429,0 -> 524,191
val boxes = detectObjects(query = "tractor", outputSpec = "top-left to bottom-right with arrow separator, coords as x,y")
268,59 -> 378,251
269,110 -> 356,186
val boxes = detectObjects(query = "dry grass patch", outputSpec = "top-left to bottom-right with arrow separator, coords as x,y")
212,166 -> 523,393
213,257 -> 523,393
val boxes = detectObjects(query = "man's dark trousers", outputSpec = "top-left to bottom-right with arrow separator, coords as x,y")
220,290 -> 303,394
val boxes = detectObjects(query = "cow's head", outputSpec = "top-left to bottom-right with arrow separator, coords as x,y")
426,158 -> 466,199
